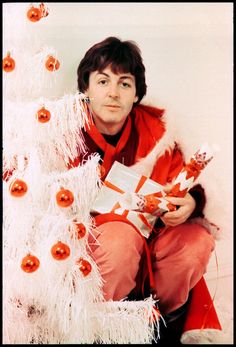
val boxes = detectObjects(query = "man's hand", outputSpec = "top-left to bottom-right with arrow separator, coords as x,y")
160,193 -> 196,227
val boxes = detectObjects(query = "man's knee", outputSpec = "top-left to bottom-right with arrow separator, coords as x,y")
90,221 -> 144,268
185,222 -> 215,255
172,222 -> 215,270
153,221 -> 215,266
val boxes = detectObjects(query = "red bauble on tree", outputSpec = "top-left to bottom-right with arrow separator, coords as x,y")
2,52 -> 15,72
45,56 -> 60,72
76,257 -> 92,277
56,188 -> 74,207
36,106 -> 51,123
74,222 -> 87,239
51,241 -> 70,260
9,179 -> 28,197
27,6 -> 42,22
21,254 -> 40,273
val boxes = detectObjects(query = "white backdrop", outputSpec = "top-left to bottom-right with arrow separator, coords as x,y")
3,2 -> 233,342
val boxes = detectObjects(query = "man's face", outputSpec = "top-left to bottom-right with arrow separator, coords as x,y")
85,66 -> 138,134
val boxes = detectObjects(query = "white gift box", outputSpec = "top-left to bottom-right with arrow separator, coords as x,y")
91,161 -> 164,238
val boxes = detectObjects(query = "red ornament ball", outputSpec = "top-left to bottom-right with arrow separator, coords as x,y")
74,222 -> 86,239
45,56 -> 60,71
2,53 -> 15,72
27,6 -> 42,22
21,254 -> 40,273
56,188 -> 74,207
9,179 -> 28,197
36,107 -> 51,123
51,241 -> 70,260
76,257 -> 92,277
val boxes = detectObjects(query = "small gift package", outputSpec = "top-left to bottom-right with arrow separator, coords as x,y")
91,161 -> 165,238
134,142 -> 216,214
168,142 -> 214,197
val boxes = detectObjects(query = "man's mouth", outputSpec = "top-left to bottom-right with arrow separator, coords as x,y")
104,104 -> 121,109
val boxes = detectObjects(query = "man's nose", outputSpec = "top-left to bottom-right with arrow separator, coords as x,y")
108,83 -> 119,98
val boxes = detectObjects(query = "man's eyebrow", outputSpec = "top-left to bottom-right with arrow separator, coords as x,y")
119,75 -> 135,81
96,72 -> 109,77
96,72 -> 134,81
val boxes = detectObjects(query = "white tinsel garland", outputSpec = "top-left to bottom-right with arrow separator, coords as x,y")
3,3 -> 57,101
89,298 -> 163,344
3,152 -> 162,344
3,45 -> 60,101
3,153 -> 101,254
3,154 -> 105,344
3,92 -> 89,174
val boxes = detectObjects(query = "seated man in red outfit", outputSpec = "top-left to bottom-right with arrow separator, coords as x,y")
71,36 -> 221,342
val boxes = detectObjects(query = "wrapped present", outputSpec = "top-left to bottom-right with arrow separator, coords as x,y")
121,143 -> 215,215
167,142 -> 214,198
92,143 -> 216,236
91,161 -> 164,238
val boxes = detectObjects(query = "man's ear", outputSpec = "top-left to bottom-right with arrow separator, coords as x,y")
83,93 -> 90,103
83,89 -> 89,97
81,88 -> 89,97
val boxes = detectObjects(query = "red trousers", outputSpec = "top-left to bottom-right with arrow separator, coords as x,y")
88,218 -> 215,315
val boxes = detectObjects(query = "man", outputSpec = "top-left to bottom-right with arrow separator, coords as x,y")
70,37 -> 221,340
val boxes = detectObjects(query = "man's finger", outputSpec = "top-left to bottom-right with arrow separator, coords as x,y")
165,196 -> 186,206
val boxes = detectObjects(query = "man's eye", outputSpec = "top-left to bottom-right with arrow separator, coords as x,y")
121,82 -> 131,88
98,80 -> 108,85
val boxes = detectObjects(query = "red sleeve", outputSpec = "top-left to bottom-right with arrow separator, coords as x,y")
166,146 -> 184,182
150,145 -> 184,185
151,145 -> 206,218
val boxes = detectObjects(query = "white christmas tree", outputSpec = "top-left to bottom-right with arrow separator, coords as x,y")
3,3 -> 160,344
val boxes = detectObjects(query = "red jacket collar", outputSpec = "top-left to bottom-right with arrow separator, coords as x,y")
131,104 -> 166,160
83,103 -> 166,172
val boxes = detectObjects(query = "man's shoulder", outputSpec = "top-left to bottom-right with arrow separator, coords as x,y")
132,103 -> 166,132
134,103 -> 165,119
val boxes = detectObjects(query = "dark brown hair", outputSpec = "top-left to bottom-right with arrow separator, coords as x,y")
77,37 -> 147,104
